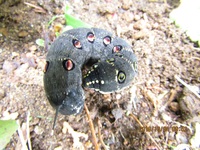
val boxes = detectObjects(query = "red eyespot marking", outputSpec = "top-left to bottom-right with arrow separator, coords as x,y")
103,36 -> 111,46
87,32 -> 95,43
63,59 -> 74,71
113,45 -> 122,53
44,61 -> 49,73
72,39 -> 82,49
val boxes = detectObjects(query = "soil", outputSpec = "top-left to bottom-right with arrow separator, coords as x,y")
0,0 -> 200,150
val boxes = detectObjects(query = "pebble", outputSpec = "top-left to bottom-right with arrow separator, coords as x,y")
29,45 -> 37,51
34,126 -> 44,135
14,63 -> 29,76
97,1 -> 118,14
3,60 -> 18,74
134,15 -> 141,21
169,102 -> 179,112
122,0 -> 132,10
103,94 -> 111,101
133,20 -> 147,30
152,22 -> 159,29
141,102 -> 148,107
0,89 -> 5,100
0,27 -> 8,37
176,132 -> 188,144
132,30 -> 147,40
18,30 -> 28,38
161,113 -> 172,122
123,11 -> 134,23
21,53 -> 37,68
11,52 -> 20,59
111,108 -> 124,121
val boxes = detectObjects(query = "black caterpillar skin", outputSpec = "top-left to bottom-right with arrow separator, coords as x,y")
43,28 -> 137,128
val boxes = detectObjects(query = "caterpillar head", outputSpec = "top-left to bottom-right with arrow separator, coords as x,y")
83,55 -> 137,93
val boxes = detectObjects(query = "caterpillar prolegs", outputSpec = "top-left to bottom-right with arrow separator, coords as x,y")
43,28 -> 137,128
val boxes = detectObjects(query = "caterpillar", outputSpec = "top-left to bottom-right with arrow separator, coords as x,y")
43,28 -> 137,129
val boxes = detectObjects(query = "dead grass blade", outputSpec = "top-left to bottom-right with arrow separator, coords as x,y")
175,75 -> 200,99
16,111 -> 32,150
26,111 -> 32,150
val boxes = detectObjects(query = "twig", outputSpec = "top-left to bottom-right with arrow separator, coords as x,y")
24,2 -> 46,13
129,113 -> 162,150
160,89 -> 177,111
129,113 -> 143,127
97,118 -> 109,150
143,89 -> 156,107
84,103 -> 99,150
142,89 -> 158,116
175,75 -> 200,99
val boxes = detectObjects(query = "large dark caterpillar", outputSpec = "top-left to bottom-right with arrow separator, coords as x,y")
43,28 -> 137,128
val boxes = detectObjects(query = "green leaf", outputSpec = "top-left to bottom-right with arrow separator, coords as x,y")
64,5 -> 91,28
0,120 -> 18,150
36,39 -> 45,47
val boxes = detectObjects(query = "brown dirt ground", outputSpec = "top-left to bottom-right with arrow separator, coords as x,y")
0,0 -> 200,150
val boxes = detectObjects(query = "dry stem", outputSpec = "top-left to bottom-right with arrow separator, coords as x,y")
84,103 -> 99,150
